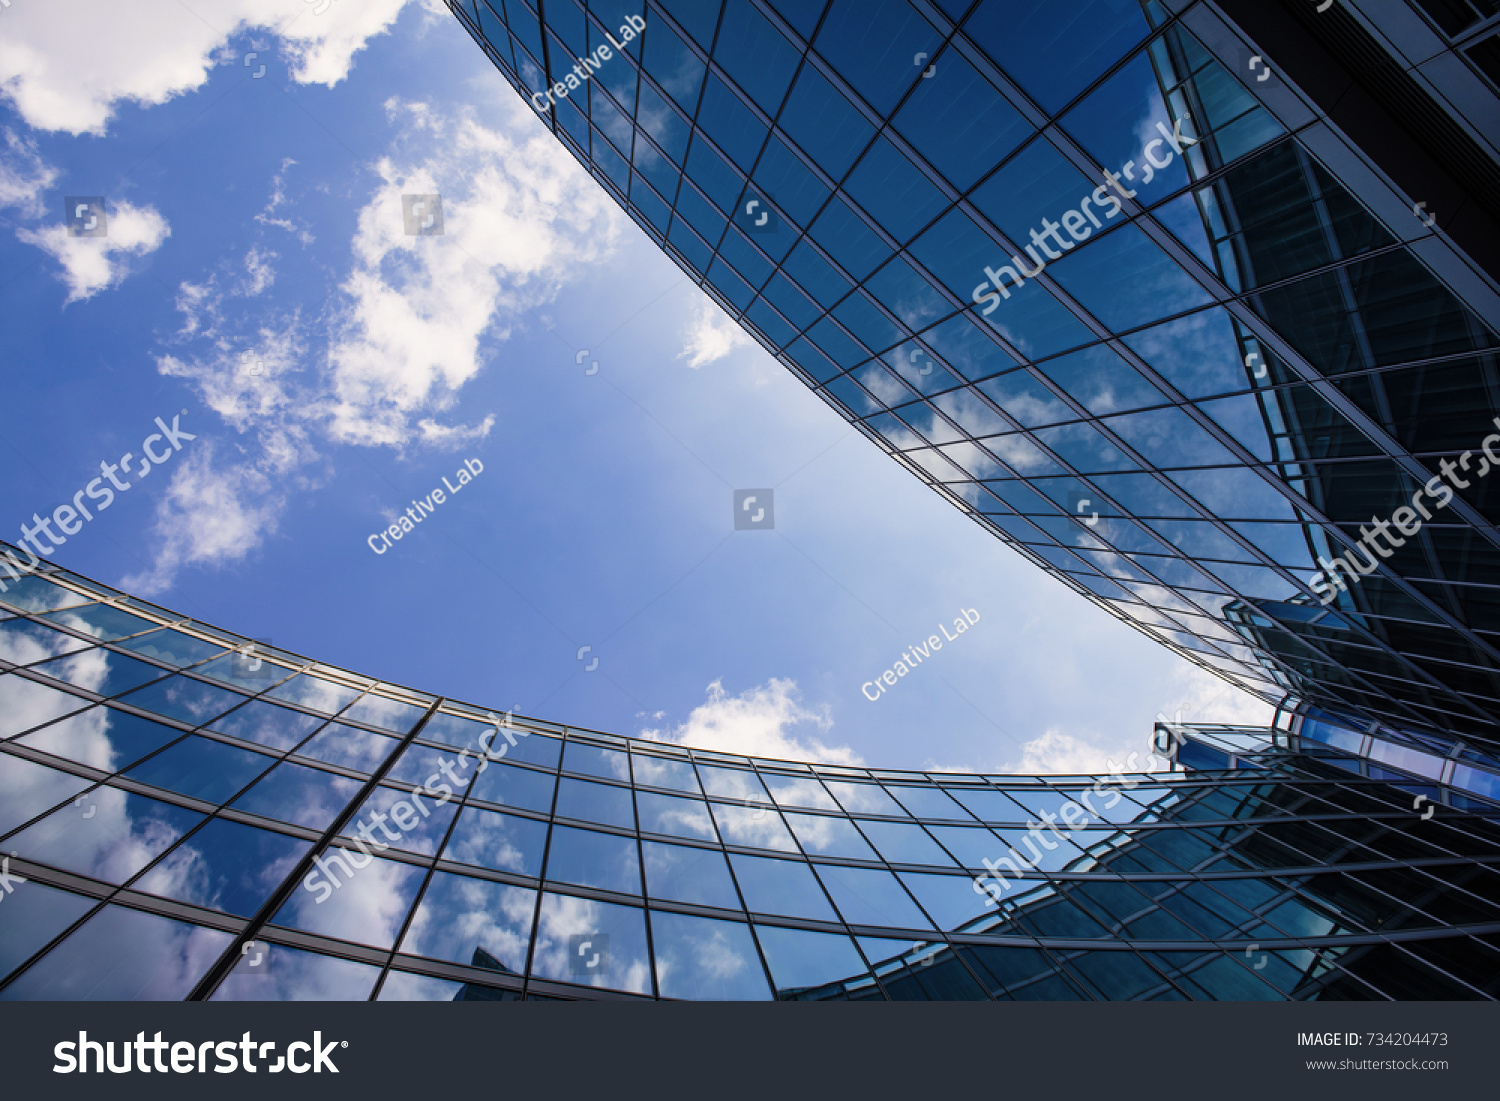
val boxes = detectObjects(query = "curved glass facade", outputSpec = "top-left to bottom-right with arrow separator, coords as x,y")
2,550 -> 1498,1001
447,0 -> 1500,757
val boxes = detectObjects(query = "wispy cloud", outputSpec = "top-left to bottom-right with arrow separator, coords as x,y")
137,94 -> 625,591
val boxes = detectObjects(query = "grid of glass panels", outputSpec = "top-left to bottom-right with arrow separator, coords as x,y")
447,0 -> 1500,756
2,555 -> 1498,1000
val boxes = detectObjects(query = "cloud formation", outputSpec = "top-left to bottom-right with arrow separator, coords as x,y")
16,200 -> 171,303
678,296 -> 753,369
641,678 -> 860,765
137,95 -> 625,592
0,0 -> 416,135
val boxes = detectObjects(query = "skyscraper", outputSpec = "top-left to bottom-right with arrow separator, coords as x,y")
447,0 -> 1500,761
1,550 -> 1497,1000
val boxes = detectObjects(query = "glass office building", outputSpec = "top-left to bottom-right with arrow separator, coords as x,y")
446,0 -> 1500,760
1,551 -> 1498,1001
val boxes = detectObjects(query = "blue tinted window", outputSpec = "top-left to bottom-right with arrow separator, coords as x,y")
208,699 -> 323,751
231,761 -> 364,830
643,15 -> 706,110
345,784 -> 459,856
782,811 -> 878,858
668,219 -> 713,273
656,0 -> 718,48
817,864 -> 934,928
696,74 -> 767,171
470,759 -> 557,812
894,50 -> 1031,191
631,174 -> 672,231
766,0 -> 826,39
719,229 -> 774,287
20,706 -> 182,772
846,137 -> 949,244
865,257 -> 950,331
445,804 -> 547,876
297,722 -> 399,773
636,791 -> 716,839
707,258 -> 755,309
815,0 -> 939,115
807,316 -> 871,368
135,819 -> 310,916
543,0 -> 585,56
963,0 -> 1149,113
10,790 -> 202,883
762,273 -> 820,330
754,925 -> 868,996
685,138 -> 744,212
0,880 -> 95,985
859,820 -> 955,865
831,293 -> 902,354
970,138 -> 1095,249
532,892 -> 651,994
910,208 -> 1001,301
555,777 -> 636,829
544,824 -> 641,894
730,853 -> 838,919
717,0 -> 801,114
274,851 -> 424,948
1060,51 -> 1190,209
341,690 -> 429,733
920,313 -> 1017,381
780,65 -> 875,178
636,82 -> 690,163
676,183 -> 727,242
746,299 -> 796,348
642,840 -> 741,907
0,905 -> 230,1000
751,137 -> 830,227
1037,344 -> 1167,414
399,871 -> 535,971
1050,225 -> 1213,332
1103,408 -> 1238,469
31,650 -> 165,697
651,912 -> 772,999
899,870 -> 991,930
126,736 -> 274,804
809,197 -> 890,280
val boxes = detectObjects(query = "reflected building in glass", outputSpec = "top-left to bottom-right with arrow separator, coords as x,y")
1,554 -> 1498,1000
445,0 -> 1500,762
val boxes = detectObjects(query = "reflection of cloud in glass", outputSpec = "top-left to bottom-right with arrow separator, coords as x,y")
273,852 -> 423,949
210,944 -> 380,1001
442,806 -> 545,876
709,804 -> 798,851
0,755 -> 92,836
9,787 -> 200,883
399,871 -> 534,973
651,911 -> 770,1000
0,674 -> 93,740
0,904 -> 229,1000
531,892 -> 651,995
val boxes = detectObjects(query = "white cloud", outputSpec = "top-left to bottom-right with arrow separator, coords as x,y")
121,443 -> 284,596
135,95 -> 625,592
641,678 -> 860,766
998,663 -> 1278,776
0,0 -> 415,136
0,128 -> 58,217
16,200 -> 170,303
678,295 -> 753,369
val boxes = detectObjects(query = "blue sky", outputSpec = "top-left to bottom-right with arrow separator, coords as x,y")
0,0 -> 1271,772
